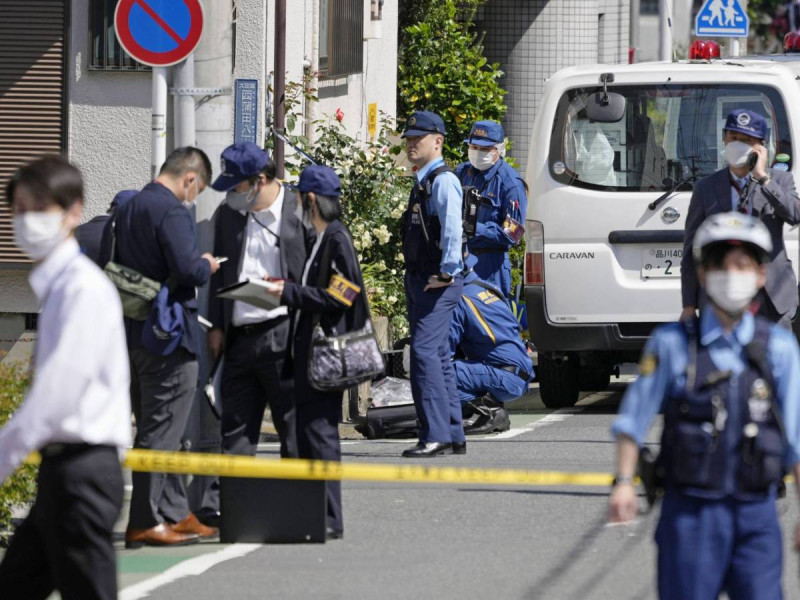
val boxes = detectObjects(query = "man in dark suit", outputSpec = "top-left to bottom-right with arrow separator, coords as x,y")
75,189 -> 136,265
208,142 -> 312,460
681,109 -> 800,328
100,147 -> 221,547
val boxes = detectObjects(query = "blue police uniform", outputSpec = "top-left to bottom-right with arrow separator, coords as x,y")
612,308 -> 800,600
450,268 -> 533,404
456,121 -> 527,297
401,111 -> 465,448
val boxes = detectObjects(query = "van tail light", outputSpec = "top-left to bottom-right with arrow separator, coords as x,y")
525,220 -> 544,286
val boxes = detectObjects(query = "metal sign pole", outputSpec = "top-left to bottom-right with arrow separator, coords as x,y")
152,66 -> 168,179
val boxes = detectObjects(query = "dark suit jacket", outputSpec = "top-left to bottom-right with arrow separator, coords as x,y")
76,214 -> 110,266
208,191 -> 314,334
681,167 -> 800,316
99,182 -> 211,356
281,220 -> 368,404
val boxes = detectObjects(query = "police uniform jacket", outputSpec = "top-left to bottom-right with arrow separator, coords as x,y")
209,193 -> 314,333
280,219 -> 367,404
456,158 -> 527,252
681,167 -> 800,316
449,271 -> 532,378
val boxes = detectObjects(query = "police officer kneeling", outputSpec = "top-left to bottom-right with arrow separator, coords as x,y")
609,212 -> 800,600
453,254 -> 534,435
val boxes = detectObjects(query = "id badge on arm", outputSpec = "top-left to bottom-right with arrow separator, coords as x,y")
503,215 -> 525,244
326,273 -> 361,307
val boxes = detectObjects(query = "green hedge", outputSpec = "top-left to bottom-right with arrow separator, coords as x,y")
0,362 -> 36,545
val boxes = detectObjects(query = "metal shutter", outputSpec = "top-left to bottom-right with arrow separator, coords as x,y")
0,0 -> 67,264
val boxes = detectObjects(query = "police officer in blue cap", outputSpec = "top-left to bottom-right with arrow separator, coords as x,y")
452,253 -> 534,435
610,212 -> 800,599
400,110 -> 466,457
682,109 -> 800,328
456,120 -> 527,297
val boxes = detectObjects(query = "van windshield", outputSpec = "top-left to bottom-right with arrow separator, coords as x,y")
548,84 -> 793,192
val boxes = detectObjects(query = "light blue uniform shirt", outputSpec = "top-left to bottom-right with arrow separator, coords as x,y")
612,308 -> 800,468
416,157 -> 464,277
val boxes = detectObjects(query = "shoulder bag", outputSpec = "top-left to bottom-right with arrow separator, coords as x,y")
307,230 -> 386,392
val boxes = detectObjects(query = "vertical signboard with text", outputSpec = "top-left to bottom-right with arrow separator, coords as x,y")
235,79 -> 258,145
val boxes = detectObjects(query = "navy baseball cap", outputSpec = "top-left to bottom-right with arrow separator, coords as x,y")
723,109 -> 767,140
142,286 -> 184,357
211,142 -> 271,191
297,165 -> 342,197
402,111 -> 446,138
464,120 -> 504,147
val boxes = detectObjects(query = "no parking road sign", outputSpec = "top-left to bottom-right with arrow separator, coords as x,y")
115,0 -> 205,67
695,0 -> 749,38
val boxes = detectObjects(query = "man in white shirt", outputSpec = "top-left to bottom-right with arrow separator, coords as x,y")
0,156 -> 131,600
208,143 -> 313,461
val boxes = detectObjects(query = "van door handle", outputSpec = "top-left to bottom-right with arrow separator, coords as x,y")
608,230 -> 685,244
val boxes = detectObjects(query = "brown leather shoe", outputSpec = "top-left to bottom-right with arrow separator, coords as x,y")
170,512 -> 219,539
125,523 -> 199,549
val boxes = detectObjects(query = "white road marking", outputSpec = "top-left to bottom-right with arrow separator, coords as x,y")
491,408 -> 579,439
119,544 -> 261,600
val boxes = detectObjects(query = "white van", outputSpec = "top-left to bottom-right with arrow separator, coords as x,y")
524,56 -> 800,408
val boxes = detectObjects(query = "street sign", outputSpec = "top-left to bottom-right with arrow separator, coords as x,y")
368,103 -> 378,140
235,79 -> 258,145
695,0 -> 749,38
115,0 -> 205,67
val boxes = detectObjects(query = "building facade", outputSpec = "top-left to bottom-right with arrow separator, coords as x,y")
0,0 -> 398,346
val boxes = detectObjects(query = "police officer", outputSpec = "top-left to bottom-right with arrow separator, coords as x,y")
456,120 -> 527,297
400,111 -> 466,457
609,212 -> 800,600
681,109 -> 800,328
452,254 -> 533,435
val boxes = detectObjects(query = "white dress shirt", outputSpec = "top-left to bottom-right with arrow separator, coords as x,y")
0,237 -> 132,484
232,186 -> 289,326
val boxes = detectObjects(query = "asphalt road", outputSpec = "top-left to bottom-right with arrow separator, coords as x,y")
113,382 -> 800,600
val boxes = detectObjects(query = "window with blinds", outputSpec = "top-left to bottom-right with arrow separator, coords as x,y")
0,0 -> 67,264
319,0 -> 364,78
90,0 -> 149,70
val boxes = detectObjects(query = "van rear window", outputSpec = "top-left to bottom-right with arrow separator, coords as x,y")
549,84 -> 793,192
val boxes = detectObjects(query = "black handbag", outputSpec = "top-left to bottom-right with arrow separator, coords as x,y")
307,230 -> 385,392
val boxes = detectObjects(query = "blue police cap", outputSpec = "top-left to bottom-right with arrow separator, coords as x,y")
464,120 -> 504,147
142,286 -> 184,357
297,165 -> 342,197
211,142 -> 271,192
723,109 -> 767,140
402,111 -> 446,138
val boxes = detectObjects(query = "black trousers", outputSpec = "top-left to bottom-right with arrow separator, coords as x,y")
0,445 -> 123,600
221,318 -> 297,458
128,346 -> 198,529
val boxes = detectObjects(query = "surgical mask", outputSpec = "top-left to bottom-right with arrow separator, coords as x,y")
705,270 -> 759,315
13,211 -> 68,261
468,147 -> 497,172
724,141 -> 753,168
225,186 -> 258,212
182,179 -> 199,208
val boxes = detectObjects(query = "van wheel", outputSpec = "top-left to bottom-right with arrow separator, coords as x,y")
538,353 -> 580,408
580,368 -> 610,392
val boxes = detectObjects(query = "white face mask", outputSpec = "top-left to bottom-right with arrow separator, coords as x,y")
225,185 -> 258,212
13,211 -> 68,261
705,270 -> 759,315
724,141 -> 753,169
182,179 -> 199,208
468,147 -> 497,171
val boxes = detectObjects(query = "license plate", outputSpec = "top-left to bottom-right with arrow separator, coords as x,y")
641,247 -> 682,278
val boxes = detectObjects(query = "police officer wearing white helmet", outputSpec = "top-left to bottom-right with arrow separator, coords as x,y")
610,212 -> 800,599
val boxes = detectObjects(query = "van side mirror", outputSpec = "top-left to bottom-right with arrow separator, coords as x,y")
585,92 -> 626,123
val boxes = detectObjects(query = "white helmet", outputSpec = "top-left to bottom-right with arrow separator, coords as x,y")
692,212 -> 772,264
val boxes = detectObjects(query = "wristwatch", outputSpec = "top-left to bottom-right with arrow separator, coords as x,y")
611,474 -> 634,487
756,174 -> 771,186
437,273 -> 453,283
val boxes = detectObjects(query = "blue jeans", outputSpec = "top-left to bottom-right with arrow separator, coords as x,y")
405,272 -> 465,443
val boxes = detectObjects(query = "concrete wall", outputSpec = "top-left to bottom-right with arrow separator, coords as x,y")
475,0 -> 630,173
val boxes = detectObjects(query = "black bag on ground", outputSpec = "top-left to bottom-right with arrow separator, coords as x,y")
361,403 -> 419,439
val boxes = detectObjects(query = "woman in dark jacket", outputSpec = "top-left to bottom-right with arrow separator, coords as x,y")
267,165 -> 367,539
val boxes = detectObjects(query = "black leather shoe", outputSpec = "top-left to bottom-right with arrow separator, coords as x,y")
451,442 -> 467,455
326,527 -> 344,540
402,442 -> 452,457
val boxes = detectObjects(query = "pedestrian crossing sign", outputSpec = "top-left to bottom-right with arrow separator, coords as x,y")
695,0 -> 749,37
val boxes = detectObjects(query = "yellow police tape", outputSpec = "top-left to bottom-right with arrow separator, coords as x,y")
124,449 -> 616,487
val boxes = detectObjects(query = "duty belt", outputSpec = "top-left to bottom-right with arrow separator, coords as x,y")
470,248 -> 506,256
231,315 -> 288,335
499,364 -> 526,378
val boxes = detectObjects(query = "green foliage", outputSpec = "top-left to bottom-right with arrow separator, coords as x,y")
0,363 -> 35,545
397,0 -> 507,165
